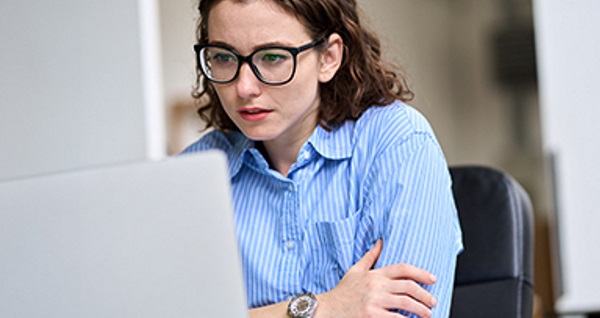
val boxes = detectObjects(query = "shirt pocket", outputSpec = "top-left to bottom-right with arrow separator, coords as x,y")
302,211 -> 364,293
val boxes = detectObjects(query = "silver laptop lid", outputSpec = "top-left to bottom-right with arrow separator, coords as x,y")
0,152 -> 247,318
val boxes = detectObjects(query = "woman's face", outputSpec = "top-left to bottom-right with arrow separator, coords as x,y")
206,0 -> 330,146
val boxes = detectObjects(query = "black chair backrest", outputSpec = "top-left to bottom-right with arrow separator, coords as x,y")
449,166 -> 534,318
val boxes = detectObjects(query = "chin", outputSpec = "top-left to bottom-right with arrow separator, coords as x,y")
239,128 -> 278,142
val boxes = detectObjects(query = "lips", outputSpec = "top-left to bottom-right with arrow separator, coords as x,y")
238,107 -> 273,122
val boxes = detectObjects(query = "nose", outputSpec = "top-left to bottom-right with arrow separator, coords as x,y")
235,62 -> 261,99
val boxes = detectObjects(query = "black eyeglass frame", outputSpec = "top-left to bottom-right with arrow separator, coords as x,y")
194,35 -> 327,86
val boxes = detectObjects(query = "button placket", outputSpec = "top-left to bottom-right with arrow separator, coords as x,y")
285,240 -> 296,250
278,180 -> 301,292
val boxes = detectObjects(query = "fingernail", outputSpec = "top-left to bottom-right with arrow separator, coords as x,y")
432,297 -> 438,307
430,274 -> 437,282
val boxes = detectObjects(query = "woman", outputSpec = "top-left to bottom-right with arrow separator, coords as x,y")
182,0 -> 463,317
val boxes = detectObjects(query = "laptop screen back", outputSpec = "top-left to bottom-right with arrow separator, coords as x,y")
0,152 -> 247,318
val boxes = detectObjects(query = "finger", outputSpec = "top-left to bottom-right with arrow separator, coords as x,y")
385,280 -> 437,308
378,263 -> 437,285
352,239 -> 383,271
381,294 -> 433,318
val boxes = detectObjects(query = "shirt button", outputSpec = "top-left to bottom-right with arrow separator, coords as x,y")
285,241 -> 295,250
287,184 -> 294,192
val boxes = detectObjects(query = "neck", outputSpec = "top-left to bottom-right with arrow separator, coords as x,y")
259,127 -> 315,178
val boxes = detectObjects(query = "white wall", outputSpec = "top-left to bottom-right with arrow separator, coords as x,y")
0,0 -> 164,180
534,0 -> 600,313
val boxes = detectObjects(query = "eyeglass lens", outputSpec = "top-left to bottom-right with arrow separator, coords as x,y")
200,47 -> 295,84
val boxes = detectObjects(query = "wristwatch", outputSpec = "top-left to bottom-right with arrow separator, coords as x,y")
287,292 -> 318,318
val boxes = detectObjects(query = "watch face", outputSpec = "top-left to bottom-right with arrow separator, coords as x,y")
292,295 -> 312,312
289,293 -> 317,317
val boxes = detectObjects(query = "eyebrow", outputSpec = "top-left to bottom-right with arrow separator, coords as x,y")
207,40 -> 299,53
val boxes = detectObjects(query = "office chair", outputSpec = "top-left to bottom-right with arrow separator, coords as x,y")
449,166 -> 534,318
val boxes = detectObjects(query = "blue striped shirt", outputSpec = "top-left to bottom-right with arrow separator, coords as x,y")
181,101 -> 463,317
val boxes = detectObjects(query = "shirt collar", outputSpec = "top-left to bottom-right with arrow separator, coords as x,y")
222,131 -> 254,179
226,121 -> 355,178
306,120 -> 355,160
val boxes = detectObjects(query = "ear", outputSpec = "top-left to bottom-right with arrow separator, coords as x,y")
318,33 -> 344,83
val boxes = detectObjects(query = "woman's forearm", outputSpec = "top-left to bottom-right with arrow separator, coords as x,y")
247,240 -> 436,318
248,301 -> 288,318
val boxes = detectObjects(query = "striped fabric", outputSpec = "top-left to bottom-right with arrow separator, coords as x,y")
181,101 -> 463,317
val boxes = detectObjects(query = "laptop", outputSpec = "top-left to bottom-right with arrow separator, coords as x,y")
0,152 -> 248,318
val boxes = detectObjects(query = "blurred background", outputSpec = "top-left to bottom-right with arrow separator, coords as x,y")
1,0 -> 599,317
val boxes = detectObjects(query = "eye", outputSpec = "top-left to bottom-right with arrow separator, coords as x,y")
210,51 -> 237,66
256,49 -> 290,65
261,53 -> 287,63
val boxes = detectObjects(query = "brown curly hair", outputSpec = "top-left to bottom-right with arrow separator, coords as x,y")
193,0 -> 414,131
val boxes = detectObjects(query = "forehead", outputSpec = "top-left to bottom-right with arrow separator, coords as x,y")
206,0 -> 311,50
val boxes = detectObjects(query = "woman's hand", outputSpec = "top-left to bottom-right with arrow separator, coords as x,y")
316,240 -> 437,318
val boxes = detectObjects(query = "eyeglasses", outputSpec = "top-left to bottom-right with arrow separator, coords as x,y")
194,36 -> 326,86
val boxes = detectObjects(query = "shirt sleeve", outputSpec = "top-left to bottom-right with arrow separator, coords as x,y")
367,132 -> 463,317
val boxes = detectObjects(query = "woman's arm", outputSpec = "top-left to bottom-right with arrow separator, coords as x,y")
369,133 -> 462,317
317,240 -> 437,318
249,240 -> 437,318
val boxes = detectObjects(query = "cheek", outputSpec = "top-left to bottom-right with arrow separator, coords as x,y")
213,85 -> 233,107
212,85 -> 228,103
270,81 -> 319,112
281,63 -> 321,103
